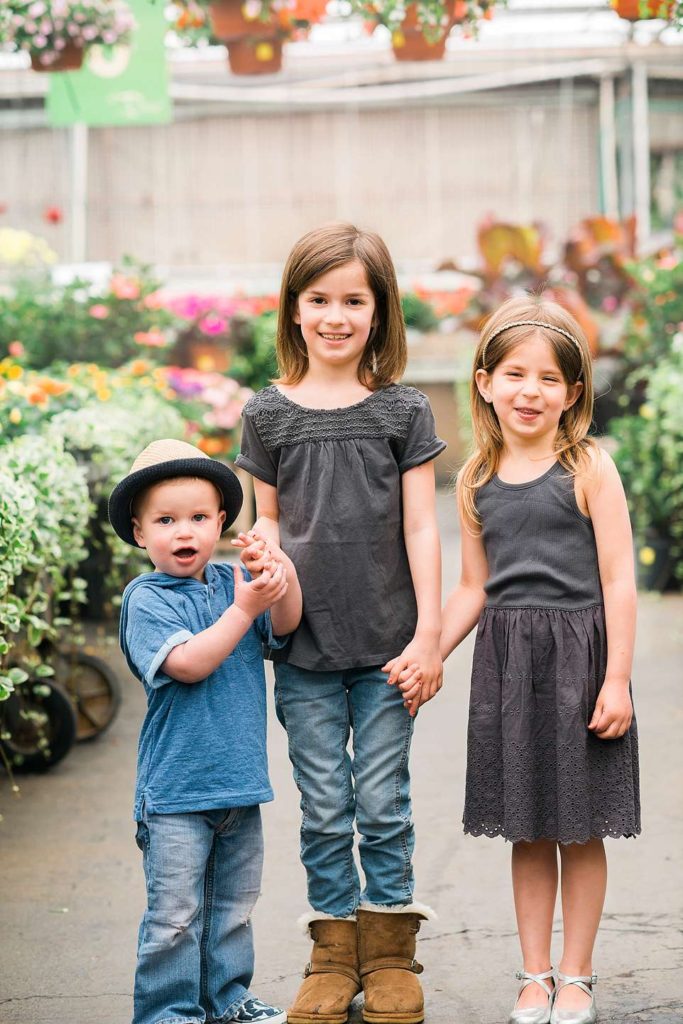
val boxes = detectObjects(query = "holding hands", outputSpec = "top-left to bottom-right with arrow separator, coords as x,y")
233,530 -> 303,637
382,634 -> 443,718
232,561 -> 288,620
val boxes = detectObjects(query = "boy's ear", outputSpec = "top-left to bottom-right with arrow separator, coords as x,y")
132,518 -> 146,549
475,368 -> 493,403
217,509 -> 226,529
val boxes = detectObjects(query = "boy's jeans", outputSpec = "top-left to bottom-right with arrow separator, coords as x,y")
133,804 -> 263,1024
274,664 -> 415,918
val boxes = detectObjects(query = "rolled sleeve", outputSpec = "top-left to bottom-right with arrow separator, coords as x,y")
398,393 -> 447,473
235,406 -> 279,486
124,589 -> 195,689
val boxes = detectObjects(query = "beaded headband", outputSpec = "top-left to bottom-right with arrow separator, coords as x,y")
481,320 -> 584,378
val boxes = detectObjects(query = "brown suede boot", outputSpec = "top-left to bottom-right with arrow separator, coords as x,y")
288,918 -> 362,1024
356,909 -> 428,1024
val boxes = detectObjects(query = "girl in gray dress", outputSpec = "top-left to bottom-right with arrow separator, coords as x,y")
439,296 -> 640,1024
236,223 -> 446,1024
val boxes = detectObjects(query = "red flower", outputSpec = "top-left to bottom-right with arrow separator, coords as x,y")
43,206 -> 63,224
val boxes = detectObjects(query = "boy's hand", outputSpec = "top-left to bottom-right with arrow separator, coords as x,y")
233,563 -> 288,620
588,679 -> 633,739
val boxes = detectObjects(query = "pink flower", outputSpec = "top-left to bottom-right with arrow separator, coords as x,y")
8,341 -> 24,357
89,304 -> 110,319
199,314 -> 228,336
657,254 -> 678,270
110,273 -> 140,300
134,329 -> 167,348
143,291 -> 164,309
601,295 -> 618,312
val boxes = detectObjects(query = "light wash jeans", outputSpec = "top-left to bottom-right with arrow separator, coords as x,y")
133,804 -> 263,1024
274,663 -> 415,918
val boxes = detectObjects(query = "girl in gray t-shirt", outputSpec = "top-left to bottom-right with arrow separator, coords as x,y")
236,223 -> 446,1024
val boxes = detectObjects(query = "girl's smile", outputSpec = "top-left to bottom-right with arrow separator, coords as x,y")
294,260 -> 376,371
476,335 -> 582,447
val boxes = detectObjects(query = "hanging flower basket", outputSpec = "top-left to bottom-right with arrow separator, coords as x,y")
611,0 -> 674,18
226,35 -> 283,73
208,0 -> 276,38
0,1 -> 135,72
391,1 -> 455,59
29,42 -> 84,72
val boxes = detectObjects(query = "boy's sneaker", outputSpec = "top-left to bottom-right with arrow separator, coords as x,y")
228,998 -> 287,1024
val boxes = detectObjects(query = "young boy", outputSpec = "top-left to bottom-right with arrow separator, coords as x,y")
108,438 -> 302,1024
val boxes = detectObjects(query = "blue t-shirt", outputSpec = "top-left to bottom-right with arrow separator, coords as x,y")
119,561 -> 287,820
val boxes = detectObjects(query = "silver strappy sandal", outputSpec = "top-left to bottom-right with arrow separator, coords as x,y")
508,967 -> 555,1024
550,970 -> 597,1024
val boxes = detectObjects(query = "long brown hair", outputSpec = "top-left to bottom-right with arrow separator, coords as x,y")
458,295 -> 597,529
275,222 -> 406,389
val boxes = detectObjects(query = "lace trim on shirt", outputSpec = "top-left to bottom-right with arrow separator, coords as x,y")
243,384 -> 428,450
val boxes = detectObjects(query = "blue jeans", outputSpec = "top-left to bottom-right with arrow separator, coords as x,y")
274,663 -> 415,918
133,804 -> 263,1024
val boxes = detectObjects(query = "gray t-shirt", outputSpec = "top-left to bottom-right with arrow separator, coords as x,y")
236,384 -> 446,671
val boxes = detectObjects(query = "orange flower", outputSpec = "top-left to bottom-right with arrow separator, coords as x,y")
134,329 -> 167,348
38,377 -> 70,397
129,359 -> 152,375
110,273 -> 141,301
27,386 -> 49,406
197,436 -> 229,456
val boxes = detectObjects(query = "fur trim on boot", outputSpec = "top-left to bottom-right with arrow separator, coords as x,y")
357,909 -> 428,1024
288,918 -> 362,1024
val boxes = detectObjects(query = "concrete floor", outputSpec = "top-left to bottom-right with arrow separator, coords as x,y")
1,496 -> 682,1024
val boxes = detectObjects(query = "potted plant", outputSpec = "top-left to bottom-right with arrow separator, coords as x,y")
0,0 -> 135,73
352,0 -> 500,60
611,0 -> 676,22
171,0 -> 328,74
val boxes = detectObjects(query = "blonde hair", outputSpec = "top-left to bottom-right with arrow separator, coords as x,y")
275,222 -> 407,389
458,296 -> 597,529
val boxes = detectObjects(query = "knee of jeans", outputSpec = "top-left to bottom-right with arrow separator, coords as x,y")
143,893 -> 201,950
302,801 -> 355,838
355,779 -> 411,831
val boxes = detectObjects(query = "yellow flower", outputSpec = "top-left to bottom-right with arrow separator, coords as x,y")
9,408 -> 22,424
255,41 -> 275,61
96,388 -> 112,401
7,364 -> 23,380
392,30 -> 406,47
639,404 -> 654,420
66,364 -> 82,378
638,546 -> 656,567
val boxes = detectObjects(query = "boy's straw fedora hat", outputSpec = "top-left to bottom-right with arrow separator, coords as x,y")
108,438 -> 243,546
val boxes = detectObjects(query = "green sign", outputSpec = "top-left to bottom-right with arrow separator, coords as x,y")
46,0 -> 170,127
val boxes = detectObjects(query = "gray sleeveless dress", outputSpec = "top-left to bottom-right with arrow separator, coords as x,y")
464,462 -> 641,844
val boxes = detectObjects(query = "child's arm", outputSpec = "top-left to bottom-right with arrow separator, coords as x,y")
252,479 -> 281,547
582,448 -> 636,740
440,481 -> 489,660
233,530 -> 303,637
383,461 -> 442,714
161,565 -> 288,684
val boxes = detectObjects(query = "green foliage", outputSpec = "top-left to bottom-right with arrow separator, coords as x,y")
0,437 -> 90,702
401,292 -> 440,333
611,344 -> 683,588
621,251 -> 683,368
0,258 -> 179,370
229,312 -> 278,392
